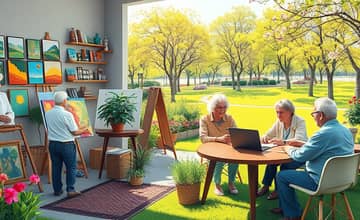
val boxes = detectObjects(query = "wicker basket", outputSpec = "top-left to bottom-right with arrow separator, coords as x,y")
29,145 -> 48,174
176,183 -> 200,205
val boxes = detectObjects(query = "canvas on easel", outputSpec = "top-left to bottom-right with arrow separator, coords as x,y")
139,87 -> 177,159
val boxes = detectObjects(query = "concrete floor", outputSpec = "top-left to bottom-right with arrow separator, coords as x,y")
37,149 -> 199,220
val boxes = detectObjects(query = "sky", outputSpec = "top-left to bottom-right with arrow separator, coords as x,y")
128,0 -> 274,25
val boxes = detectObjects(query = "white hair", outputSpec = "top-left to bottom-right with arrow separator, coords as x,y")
207,93 -> 229,113
314,97 -> 337,119
275,99 -> 295,114
54,91 -> 68,105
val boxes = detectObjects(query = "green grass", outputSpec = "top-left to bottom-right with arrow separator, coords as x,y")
132,81 -> 360,220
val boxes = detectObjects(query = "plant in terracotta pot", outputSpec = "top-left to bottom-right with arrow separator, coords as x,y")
128,146 -> 152,186
170,159 -> 206,205
344,96 -> 360,142
97,92 -> 137,132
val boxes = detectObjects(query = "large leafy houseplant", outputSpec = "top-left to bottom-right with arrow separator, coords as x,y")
170,159 -> 206,205
0,173 -> 41,220
97,92 -> 137,131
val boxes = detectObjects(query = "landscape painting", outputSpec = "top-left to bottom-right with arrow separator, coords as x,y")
42,40 -> 60,61
26,39 -> 41,60
8,89 -> 29,117
0,35 -> 5,58
0,60 -> 5,85
7,36 -> 25,59
27,61 -> 44,84
44,61 -> 62,84
67,98 -> 94,137
0,140 -> 27,184
7,59 -> 28,85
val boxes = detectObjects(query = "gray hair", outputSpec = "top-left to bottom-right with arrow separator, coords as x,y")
207,94 -> 229,113
274,99 -> 295,114
54,91 -> 68,105
314,97 -> 337,119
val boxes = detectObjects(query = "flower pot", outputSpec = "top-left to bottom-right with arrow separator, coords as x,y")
349,127 -> 358,142
129,176 -> 144,186
176,183 -> 200,205
111,123 -> 124,132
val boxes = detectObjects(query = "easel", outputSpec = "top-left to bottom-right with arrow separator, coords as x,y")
0,125 -> 43,192
139,87 -> 177,160
34,86 -> 88,183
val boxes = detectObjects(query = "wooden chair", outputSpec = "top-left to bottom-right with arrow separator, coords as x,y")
290,153 -> 360,220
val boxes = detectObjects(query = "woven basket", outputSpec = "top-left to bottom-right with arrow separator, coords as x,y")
176,183 -> 200,205
29,145 -> 48,173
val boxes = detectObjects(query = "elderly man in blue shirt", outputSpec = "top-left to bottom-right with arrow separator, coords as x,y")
271,97 -> 354,220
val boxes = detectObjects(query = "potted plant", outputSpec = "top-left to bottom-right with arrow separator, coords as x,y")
97,92 -> 137,132
344,96 -> 360,141
170,159 -> 206,205
128,146 -> 152,186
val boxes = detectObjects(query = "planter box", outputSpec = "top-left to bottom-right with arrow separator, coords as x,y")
176,128 -> 199,140
106,148 -> 132,179
89,146 -> 116,169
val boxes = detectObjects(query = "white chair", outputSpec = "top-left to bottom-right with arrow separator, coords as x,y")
290,153 -> 360,220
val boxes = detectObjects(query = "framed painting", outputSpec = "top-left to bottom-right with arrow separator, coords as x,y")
8,89 -> 30,117
42,40 -> 60,61
0,60 -> 5,85
27,61 -> 44,84
7,59 -> 28,85
26,39 -> 41,60
44,61 -> 62,84
68,98 -> 94,137
0,35 -> 5,58
7,36 -> 25,59
0,140 -> 27,184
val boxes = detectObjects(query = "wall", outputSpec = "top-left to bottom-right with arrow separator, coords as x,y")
0,0 -> 130,162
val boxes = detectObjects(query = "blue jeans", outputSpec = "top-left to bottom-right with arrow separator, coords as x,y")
276,170 -> 318,218
262,161 -> 304,189
49,141 -> 77,193
213,162 -> 238,184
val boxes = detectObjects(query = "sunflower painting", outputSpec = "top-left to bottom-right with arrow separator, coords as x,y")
8,89 -> 29,117
44,61 -> 62,84
7,59 -> 28,85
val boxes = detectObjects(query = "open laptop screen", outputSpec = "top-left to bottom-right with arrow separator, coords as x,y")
228,128 -> 275,151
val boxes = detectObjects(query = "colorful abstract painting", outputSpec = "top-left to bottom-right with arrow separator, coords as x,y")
44,61 -> 62,84
26,39 -> 41,60
27,61 -> 44,84
7,59 -> 28,85
42,40 -> 60,61
0,35 -> 5,58
41,100 -> 55,113
67,98 -> 93,137
0,60 -> 5,85
8,89 -> 29,117
7,36 -> 24,59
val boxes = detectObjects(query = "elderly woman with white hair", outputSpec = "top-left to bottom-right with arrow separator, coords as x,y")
257,99 -> 308,200
199,94 -> 239,196
45,91 -> 89,198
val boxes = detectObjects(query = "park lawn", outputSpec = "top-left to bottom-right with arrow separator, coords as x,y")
131,81 -> 360,220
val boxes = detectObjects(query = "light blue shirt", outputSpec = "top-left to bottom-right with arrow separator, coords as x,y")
45,105 -> 78,142
288,119 -> 354,184
0,92 -> 15,125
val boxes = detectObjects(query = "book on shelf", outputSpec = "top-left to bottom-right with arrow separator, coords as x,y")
65,67 -> 77,81
67,48 -> 77,62
66,88 -> 78,98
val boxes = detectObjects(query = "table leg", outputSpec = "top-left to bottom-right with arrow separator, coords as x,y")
201,160 -> 216,204
247,164 -> 259,220
130,137 -> 137,151
98,136 -> 109,179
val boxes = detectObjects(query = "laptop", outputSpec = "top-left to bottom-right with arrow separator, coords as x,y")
228,128 -> 276,151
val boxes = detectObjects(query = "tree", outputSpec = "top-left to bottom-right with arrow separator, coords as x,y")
132,8 -> 209,102
211,6 -> 256,91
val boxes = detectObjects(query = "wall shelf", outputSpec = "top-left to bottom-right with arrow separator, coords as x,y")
83,96 -> 97,100
66,42 -> 105,48
67,60 -> 107,65
69,80 -> 108,83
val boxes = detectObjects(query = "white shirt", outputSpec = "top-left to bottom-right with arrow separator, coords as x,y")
45,105 -> 78,142
0,92 -> 15,125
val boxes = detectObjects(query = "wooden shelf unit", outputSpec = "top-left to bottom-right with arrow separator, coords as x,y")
66,60 -> 107,65
69,80 -> 108,83
83,96 -> 97,100
66,42 -> 105,48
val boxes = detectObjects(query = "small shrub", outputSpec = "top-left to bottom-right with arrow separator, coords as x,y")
269,80 -> 277,85
171,159 -> 206,185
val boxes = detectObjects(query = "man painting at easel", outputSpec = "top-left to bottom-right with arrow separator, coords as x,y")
0,73 -> 15,126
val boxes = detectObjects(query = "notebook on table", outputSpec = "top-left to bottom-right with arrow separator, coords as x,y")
228,128 -> 276,151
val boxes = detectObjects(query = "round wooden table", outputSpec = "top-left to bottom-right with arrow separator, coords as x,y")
197,142 -> 292,220
95,129 -> 144,179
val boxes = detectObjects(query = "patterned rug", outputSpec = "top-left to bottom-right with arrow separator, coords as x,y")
41,180 -> 175,219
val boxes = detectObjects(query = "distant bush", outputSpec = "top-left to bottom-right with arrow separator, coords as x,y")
221,81 -> 233,86
269,80 -> 277,85
239,80 -> 247,86
193,85 -> 207,90
143,81 -> 160,87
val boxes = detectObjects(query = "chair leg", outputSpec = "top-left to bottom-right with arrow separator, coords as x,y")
319,196 -> 323,220
331,194 -> 336,220
301,197 -> 312,220
341,192 -> 355,220
237,170 -> 242,184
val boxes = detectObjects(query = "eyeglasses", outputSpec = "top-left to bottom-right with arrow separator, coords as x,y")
311,111 -> 321,117
215,105 -> 226,110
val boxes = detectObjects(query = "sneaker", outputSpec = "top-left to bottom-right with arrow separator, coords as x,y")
267,191 -> 278,200
53,190 -> 63,196
214,186 -> 224,196
228,184 -> 238,195
67,191 -> 81,198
